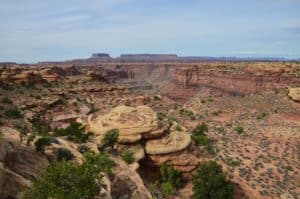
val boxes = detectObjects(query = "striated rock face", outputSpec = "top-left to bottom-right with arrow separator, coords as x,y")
166,64 -> 300,99
39,68 -> 62,82
1,68 -> 44,85
288,87 -> 300,102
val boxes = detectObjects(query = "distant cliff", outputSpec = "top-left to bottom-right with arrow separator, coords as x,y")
118,54 -> 179,62
90,53 -> 111,59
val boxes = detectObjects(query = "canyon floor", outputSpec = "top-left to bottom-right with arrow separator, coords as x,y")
0,61 -> 299,199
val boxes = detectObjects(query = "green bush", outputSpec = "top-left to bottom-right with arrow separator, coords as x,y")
175,125 -> 183,132
23,152 -> 113,199
120,150 -> 134,164
4,107 -> 22,119
161,181 -> 175,196
56,148 -> 74,161
234,126 -> 244,134
192,161 -> 234,199
101,129 -> 119,150
54,122 -> 90,143
1,96 -> 13,104
160,163 -> 183,196
191,123 -> 209,146
77,145 -> 90,154
34,137 -> 58,152
256,112 -> 268,120
157,112 -> 166,120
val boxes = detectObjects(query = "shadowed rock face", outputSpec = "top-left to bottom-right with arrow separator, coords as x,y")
0,127 -> 49,199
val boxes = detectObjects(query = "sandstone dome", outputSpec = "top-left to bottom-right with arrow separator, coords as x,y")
145,124 -> 191,155
87,105 -> 160,143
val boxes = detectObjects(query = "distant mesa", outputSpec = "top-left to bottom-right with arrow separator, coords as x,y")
90,53 -> 111,59
119,54 -> 179,61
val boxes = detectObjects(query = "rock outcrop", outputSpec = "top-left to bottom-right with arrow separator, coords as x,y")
87,106 -> 161,143
86,105 -> 193,173
0,127 -> 49,198
145,125 -> 191,155
288,87 -> 300,102
111,157 -> 152,199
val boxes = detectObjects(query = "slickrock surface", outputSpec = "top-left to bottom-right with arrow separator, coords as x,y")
288,87 -> 300,102
88,105 -> 160,143
145,124 -> 191,155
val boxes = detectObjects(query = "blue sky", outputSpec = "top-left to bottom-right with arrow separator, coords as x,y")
0,0 -> 300,63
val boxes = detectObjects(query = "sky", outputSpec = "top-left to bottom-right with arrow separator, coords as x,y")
0,0 -> 300,63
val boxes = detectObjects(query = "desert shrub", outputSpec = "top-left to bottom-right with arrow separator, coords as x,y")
256,112 -> 268,120
175,125 -> 183,132
83,151 -> 114,175
54,122 -> 90,143
23,152 -> 113,199
56,148 -> 74,161
157,112 -> 166,120
217,127 -> 225,133
1,96 -> 13,104
4,107 -> 22,118
101,129 -> 119,151
77,145 -> 90,154
120,150 -> 134,164
34,137 -> 58,152
35,95 -> 41,100
160,163 -> 183,196
192,161 -> 234,199
191,123 -> 209,146
179,109 -> 195,120
234,126 -> 244,134
212,110 -> 222,116
0,105 -> 4,110
161,181 -> 175,196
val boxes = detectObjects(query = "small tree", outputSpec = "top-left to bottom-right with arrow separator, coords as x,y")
56,148 -> 74,161
1,96 -> 13,104
160,163 -> 183,196
101,129 -> 119,151
54,122 -> 90,143
4,107 -> 22,119
191,123 -> 209,146
34,137 -> 58,152
120,150 -> 134,164
234,126 -> 244,134
192,161 -> 234,199
24,152 -> 113,199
